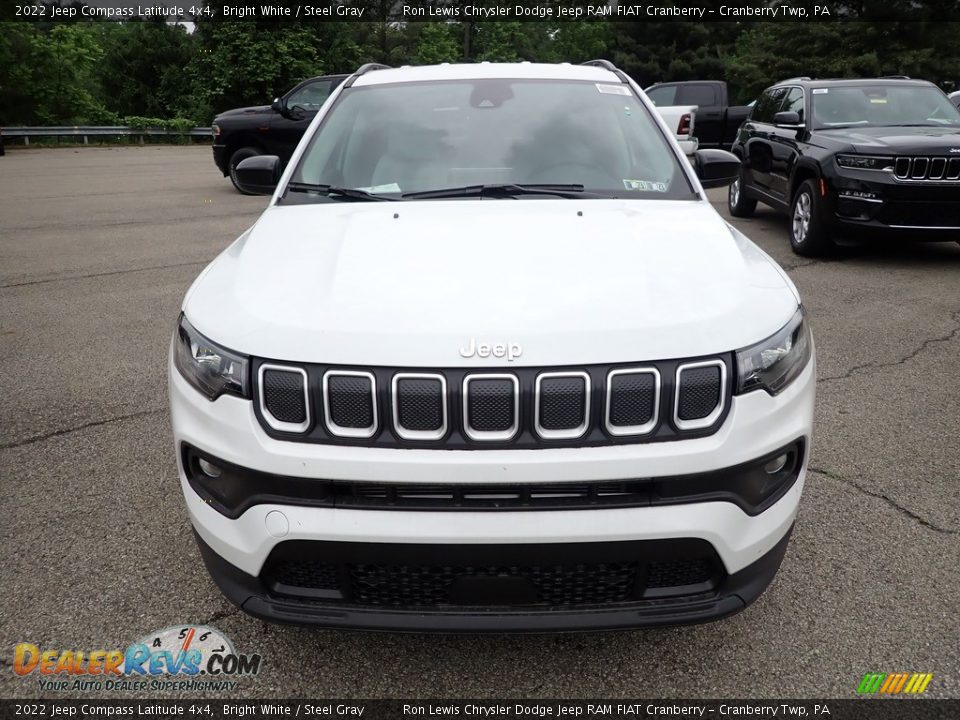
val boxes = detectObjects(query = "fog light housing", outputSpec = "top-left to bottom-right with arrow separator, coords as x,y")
198,458 -> 221,478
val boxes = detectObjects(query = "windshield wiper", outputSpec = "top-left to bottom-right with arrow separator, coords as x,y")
285,182 -> 399,201
402,183 -> 599,200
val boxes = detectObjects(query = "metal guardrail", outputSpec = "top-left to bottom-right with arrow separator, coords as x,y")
0,126 -> 212,145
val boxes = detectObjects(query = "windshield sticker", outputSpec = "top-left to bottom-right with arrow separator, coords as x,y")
357,183 -> 401,194
623,179 -> 668,192
597,84 -> 631,96
812,88 -> 829,94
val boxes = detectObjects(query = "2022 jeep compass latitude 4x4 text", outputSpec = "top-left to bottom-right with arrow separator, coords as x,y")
169,61 -> 816,632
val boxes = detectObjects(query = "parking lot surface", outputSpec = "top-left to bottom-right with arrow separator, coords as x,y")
1,146 -> 958,699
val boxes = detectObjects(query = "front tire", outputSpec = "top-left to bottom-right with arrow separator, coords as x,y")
789,179 -> 834,256
728,167 -> 757,217
228,147 -> 260,194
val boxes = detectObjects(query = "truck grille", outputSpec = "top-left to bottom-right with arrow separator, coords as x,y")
894,156 -> 960,182
260,540 -> 724,608
255,356 -> 732,448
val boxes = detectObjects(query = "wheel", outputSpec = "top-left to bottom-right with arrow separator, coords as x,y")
727,166 -> 757,217
228,147 -> 260,194
789,179 -> 834,256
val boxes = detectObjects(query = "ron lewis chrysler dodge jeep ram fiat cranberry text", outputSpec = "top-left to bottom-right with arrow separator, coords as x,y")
169,61 -> 816,632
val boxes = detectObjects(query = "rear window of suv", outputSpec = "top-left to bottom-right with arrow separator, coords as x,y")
289,79 -> 697,200
811,84 -> 960,129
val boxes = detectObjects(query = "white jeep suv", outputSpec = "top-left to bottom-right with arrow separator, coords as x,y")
169,61 -> 815,632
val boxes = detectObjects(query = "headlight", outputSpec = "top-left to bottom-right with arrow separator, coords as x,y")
736,307 -> 812,395
212,123 -> 220,137
836,154 -> 894,171
174,315 -> 249,400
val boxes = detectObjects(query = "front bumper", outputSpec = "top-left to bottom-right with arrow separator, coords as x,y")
213,144 -> 229,176
825,167 -> 960,236
170,353 -> 815,631
194,525 -> 794,632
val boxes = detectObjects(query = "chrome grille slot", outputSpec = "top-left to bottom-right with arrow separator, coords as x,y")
605,368 -> 660,436
462,374 -> 519,441
948,158 -> 960,180
535,371 -> 590,439
911,157 -> 929,179
258,365 -> 309,433
323,370 -> 377,438
929,157 -> 947,180
392,373 -> 447,440
674,360 -> 725,431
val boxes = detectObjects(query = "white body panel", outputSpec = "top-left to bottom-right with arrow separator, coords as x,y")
184,201 -> 797,367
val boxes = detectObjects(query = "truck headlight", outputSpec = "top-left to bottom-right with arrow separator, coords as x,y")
174,315 -> 250,400
736,307 -> 812,395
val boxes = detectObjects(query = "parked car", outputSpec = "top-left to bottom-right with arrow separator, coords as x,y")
729,77 -> 960,255
171,60 -> 815,632
212,74 -> 348,193
950,90 -> 960,109
645,80 -> 752,150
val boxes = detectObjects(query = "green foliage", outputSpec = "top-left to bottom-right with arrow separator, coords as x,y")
411,23 -> 460,65
2,18 -> 958,128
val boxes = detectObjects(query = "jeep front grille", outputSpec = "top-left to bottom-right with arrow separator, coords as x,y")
255,356 -> 732,449
894,156 -> 960,182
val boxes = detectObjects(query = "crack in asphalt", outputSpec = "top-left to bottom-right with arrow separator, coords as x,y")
809,467 -> 959,535
0,261 -> 209,289
5,210 -> 261,233
819,310 -> 960,383
0,409 -> 165,451
199,608 -> 240,628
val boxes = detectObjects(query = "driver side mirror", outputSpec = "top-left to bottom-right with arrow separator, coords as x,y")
234,155 -> 281,195
694,149 -> 740,189
773,111 -> 803,128
270,97 -> 283,113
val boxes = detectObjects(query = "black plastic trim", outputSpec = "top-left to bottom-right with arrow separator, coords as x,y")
181,438 -> 805,519
192,526 -> 794,633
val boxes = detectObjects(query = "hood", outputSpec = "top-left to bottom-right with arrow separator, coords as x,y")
213,104 -> 272,121
818,125 -> 960,154
184,199 -> 799,367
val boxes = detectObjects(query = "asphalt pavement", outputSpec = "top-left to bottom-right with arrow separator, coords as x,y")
1,146 -> 958,699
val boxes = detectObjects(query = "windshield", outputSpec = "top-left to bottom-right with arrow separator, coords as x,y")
287,79 -> 695,201
811,85 -> 960,129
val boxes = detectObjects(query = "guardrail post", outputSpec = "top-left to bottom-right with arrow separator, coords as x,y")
24,136 -> 29,147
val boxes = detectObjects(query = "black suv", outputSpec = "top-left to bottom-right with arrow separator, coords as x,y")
213,74 -> 347,193
728,77 -> 960,255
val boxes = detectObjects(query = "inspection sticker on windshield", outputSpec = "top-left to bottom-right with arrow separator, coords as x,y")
623,179 -> 667,192
812,88 -> 829,94
597,84 -> 631,96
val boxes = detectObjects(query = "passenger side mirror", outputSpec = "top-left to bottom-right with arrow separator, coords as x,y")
271,97 -> 282,113
694,149 -> 740,189
773,111 -> 803,128
234,155 -> 281,195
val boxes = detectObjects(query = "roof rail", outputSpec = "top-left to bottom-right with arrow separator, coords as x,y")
343,63 -> 392,88
879,75 -> 911,79
778,76 -> 812,83
580,59 -> 631,83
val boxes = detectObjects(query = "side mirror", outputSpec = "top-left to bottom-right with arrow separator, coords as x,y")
234,155 -> 281,195
773,111 -> 803,128
694,149 -> 740,189
270,97 -> 283,113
